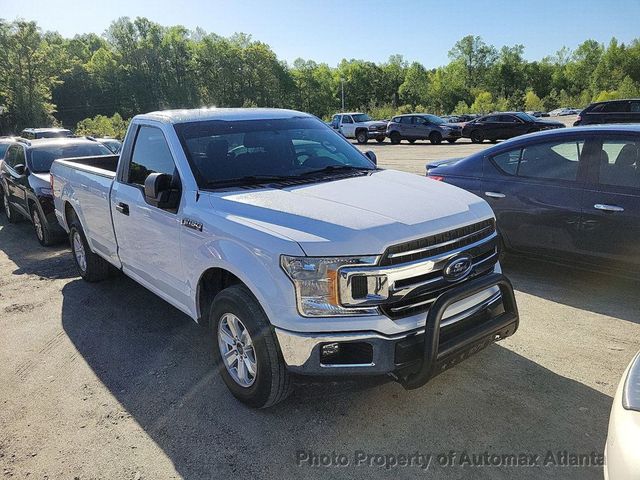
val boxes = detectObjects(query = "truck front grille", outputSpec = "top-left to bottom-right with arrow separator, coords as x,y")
380,219 -> 495,266
380,236 -> 498,319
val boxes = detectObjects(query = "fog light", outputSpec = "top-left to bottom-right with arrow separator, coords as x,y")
321,342 -> 340,359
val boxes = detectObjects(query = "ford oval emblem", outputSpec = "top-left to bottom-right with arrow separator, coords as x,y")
443,254 -> 473,282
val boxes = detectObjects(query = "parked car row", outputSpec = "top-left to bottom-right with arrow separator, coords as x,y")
329,111 -> 464,144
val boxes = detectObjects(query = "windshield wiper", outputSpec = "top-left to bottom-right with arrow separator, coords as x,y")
299,165 -> 373,176
206,174 -> 300,188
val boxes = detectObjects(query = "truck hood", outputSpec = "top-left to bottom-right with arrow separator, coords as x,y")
207,169 -> 493,257
361,120 -> 387,128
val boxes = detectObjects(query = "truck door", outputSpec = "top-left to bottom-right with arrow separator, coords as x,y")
111,124 -> 190,311
340,115 -> 355,138
3,144 -> 29,217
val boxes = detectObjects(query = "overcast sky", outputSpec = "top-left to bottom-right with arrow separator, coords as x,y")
2,0 -> 639,67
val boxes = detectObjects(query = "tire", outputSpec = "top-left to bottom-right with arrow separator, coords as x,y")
408,139 -> 416,144
390,132 -> 401,145
31,205 -> 54,246
2,190 -> 20,223
429,132 -> 443,145
470,130 -> 483,143
447,138 -> 458,144
69,220 -> 111,282
355,130 -> 368,144
489,138 -> 498,144
210,284 -> 293,408
375,136 -> 385,143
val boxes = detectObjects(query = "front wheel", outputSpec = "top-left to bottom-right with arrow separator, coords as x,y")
3,191 -> 20,223
447,138 -> 458,144
390,132 -> 401,145
429,132 -> 443,145
375,136 -> 385,143
356,130 -> 368,144
470,130 -> 483,143
31,206 -> 54,246
211,284 -> 293,408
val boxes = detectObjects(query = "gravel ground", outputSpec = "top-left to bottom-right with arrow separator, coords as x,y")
2,114 -> 639,479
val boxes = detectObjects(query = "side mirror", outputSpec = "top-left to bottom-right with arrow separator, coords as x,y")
14,164 -> 26,175
144,172 -> 179,210
365,151 -> 377,165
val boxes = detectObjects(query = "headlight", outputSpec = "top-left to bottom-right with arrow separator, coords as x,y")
623,352 -> 640,411
281,255 -> 379,317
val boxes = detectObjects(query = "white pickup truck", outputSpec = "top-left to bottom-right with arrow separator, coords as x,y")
51,108 -> 519,408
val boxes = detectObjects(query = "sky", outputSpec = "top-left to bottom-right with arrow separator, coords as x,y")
1,0 -> 639,68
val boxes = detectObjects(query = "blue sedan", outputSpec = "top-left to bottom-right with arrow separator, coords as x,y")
426,125 -> 640,275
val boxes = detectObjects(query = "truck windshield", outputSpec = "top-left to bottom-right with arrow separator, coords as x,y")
351,114 -> 372,122
29,143 -> 111,173
174,117 -> 376,188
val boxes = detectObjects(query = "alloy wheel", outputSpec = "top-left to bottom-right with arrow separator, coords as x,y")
32,210 -> 44,241
72,231 -> 87,273
217,313 -> 257,388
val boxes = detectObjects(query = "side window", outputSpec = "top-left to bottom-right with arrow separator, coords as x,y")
391,117 -> 399,123
400,116 -> 412,125
500,115 -> 518,123
341,115 -> 353,124
491,149 -> 521,175
14,146 -> 26,168
330,116 -> 339,128
630,101 -> 640,113
413,116 -> 428,125
4,146 -> 18,168
598,137 -> 639,189
484,116 -> 499,122
518,139 -> 583,181
128,126 -> 177,186
603,101 -> 629,113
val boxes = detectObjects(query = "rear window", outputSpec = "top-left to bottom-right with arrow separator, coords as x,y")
602,101 -> 630,113
29,143 -> 111,173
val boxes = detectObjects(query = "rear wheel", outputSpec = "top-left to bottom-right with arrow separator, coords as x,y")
447,138 -> 458,144
3,190 -> 19,223
31,206 -> 54,246
69,221 -> 111,282
375,136 -> 385,143
470,130 -> 483,143
356,130 -> 368,144
429,132 -> 443,145
408,139 -> 416,144
211,284 -> 293,408
390,132 -> 401,145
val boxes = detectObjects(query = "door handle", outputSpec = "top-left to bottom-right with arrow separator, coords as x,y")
594,204 -> 624,213
485,192 -> 506,199
115,202 -> 129,215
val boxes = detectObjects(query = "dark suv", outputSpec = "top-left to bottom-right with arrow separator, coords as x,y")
461,112 -> 564,143
1,138 -> 111,245
386,114 -> 462,144
574,99 -> 640,126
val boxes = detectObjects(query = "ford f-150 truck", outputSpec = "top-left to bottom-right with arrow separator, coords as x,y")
51,108 -> 519,408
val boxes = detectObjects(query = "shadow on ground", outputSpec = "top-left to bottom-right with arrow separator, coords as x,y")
0,215 -> 74,279
502,254 -> 640,324
61,271 -> 612,479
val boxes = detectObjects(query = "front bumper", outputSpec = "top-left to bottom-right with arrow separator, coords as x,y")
275,273 -> 518,384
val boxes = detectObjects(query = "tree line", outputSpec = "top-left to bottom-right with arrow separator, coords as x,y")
1,17 -> 640,136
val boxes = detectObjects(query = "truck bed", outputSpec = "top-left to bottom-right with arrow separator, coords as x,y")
51,154 -> 121,268
54,154 -> 119,179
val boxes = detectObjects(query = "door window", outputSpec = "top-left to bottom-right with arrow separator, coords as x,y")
485,115 -> 500,122
4,145 -> 19,168
491,139 -> 584,181
499,115 -> 519,123
399,116 -> 412,124
602,101 -> 630,113
518,140 -> 582,180
127,126 -> 177,186
597,138 -> 639,189
341,115 -> 353,124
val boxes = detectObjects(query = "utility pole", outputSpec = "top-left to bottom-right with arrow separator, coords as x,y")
341,78 -> 345,111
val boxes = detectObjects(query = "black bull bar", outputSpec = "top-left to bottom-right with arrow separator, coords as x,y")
397,273 -> 519,389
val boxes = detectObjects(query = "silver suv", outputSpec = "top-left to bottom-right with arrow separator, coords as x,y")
386,114 -> 462,145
